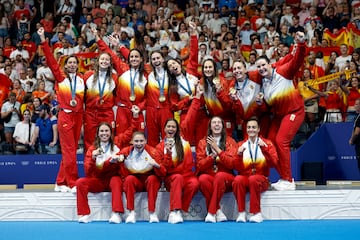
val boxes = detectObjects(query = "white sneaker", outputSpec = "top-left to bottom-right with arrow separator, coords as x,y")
149,212 -> 159,223
168,210 -> 183,224
216,209 -> 227,222
109,212 -> 121,224
236,212 -> 246,223
273,179 -> 296,191
78,215 -> 91,223
176,210 -> 183,223
249,212 -> 263,223
271,179 -> 283,188
71,186 -> 77,193
204,213 -> 216,223
125,211 -> 136,223
54,184 -> 71,193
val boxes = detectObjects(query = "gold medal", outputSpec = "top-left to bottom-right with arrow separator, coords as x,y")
129,94 -> 136,102
70,99 -> 77,107
99,99 -> 104,105
212,77 -> 220,85
252,167 -> 256,175
159,95 -> 166,102
229,87 -> 236,95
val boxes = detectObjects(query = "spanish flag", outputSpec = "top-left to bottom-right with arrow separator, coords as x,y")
348,23 -> 360,48
322,28 -> 350,47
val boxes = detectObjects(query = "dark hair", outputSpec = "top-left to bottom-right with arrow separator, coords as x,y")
94,122 -> 115,152
256,55 -> 270,64
164,118 -> 184,163
92,52 -> 113,88
202,58 -> 219,96
206,116 -> 226,154
128,49 -> 145,83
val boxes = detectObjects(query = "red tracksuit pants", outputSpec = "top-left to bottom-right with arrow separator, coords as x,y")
232,175 -> 268,214
56,110 -> 83,188
83,108 -> 114,152
115,106 -> 144,136
267,109 -> 305,181
146,106 -> 173,147
123,174 -> 161,212
76,176 -> 124,215
164,174 -> 199,212
198,172 -> 234,214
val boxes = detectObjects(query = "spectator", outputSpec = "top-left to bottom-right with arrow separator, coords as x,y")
100,0 -> 112,11
30,104 -> 58,154
13,109 -> 35,154
9,41 -> 30,63
340,76 -> 360,122
36,56 -> 55,94
349,98 -> 360,171
92,0 -> 106,26
206,8 -> 226,37
255,10 -> 272,43
308,79 -> 344,123
0,3 -> 10,48
335,44 -> 352,72
322,5 -> 340,32
32,79 -> 51,104
11,79 -> 26,104
298,68 -> 320,133
1,92 -> 21,154
22,32 -> 37,65
289,15 -> 305,38
56,0 -> 76,22
31,97 -> 42,123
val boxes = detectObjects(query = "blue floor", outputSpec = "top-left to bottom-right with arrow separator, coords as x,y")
1,220 -> 359,240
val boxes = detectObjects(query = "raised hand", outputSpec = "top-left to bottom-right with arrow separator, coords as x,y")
37,27 -> 45,43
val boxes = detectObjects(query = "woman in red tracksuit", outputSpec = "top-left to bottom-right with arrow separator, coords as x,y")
83,49 -> 117,152
145,51 -> 173,147
76,122 -> 132,224
166,22 -> 205,145
196,115 -> 237,223
233,117 -> 278,223
119,131 -> 166,223
255,32 -> 306,191
39,27 -> 84,192
156,118 -> 199,224
95,31 -> 147,135
198,58 -> 235,138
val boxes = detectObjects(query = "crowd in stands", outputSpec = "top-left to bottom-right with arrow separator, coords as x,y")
0,0 -> 360,156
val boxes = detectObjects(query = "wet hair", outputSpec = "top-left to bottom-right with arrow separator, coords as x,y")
164,118 -> 184,163
128,49 -> 145,83
206,116 -> 226,154
202,58 -> 218,96
256,55 -> 270,64
92,52 -> 113,88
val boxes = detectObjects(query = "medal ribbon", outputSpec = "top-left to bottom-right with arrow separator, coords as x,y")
98,72 -> 107,101
130,69 -> 138,97
177,74 -> 192,95
248,138 -> 259,173
69,74 -> 77,100
157,70 -> 166,97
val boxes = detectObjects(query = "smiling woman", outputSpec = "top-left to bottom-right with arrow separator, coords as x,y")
119,131 -> 166,224
196,116 -> 237,223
